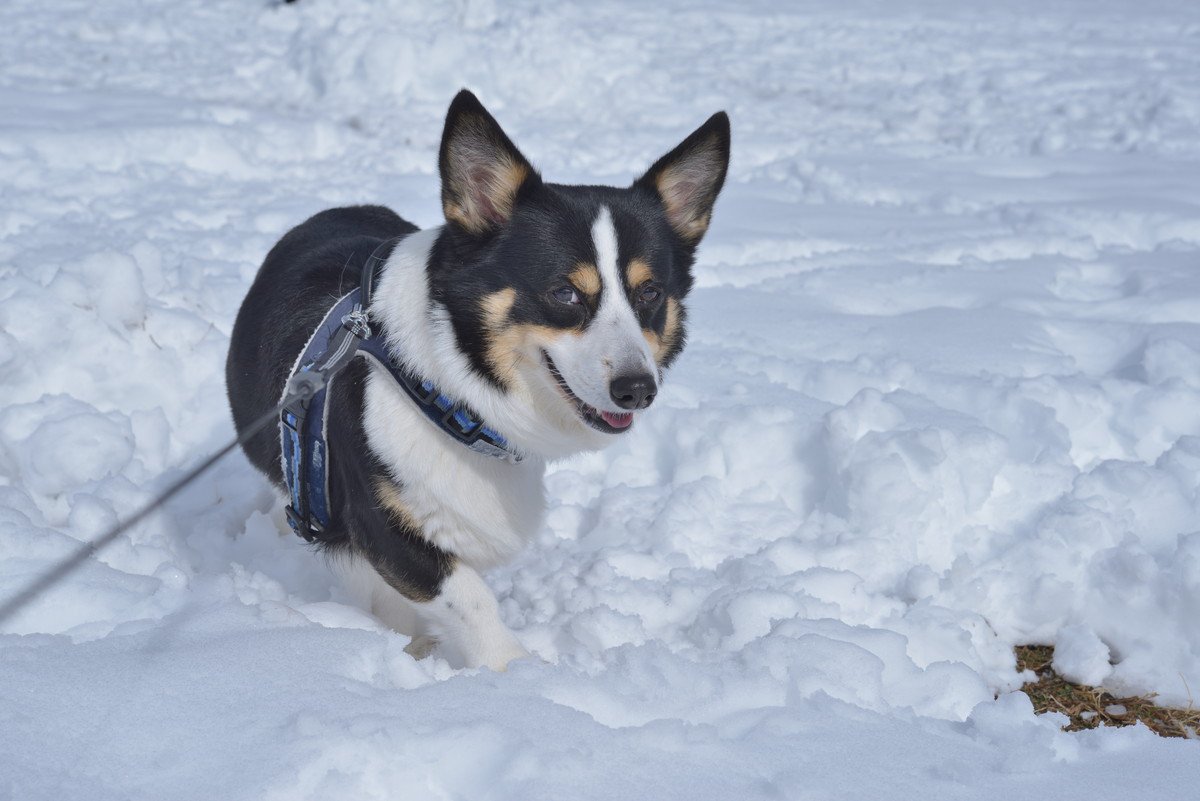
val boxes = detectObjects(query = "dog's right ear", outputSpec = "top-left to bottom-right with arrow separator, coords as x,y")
439,90 -> 539,236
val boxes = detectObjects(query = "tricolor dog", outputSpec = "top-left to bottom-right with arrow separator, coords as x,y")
226,91 -> 729,670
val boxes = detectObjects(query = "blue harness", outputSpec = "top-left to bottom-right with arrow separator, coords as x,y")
279,242 -> 521,542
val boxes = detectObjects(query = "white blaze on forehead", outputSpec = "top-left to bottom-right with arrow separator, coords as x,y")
590,206 -> 654,372
591,205 -> 621,296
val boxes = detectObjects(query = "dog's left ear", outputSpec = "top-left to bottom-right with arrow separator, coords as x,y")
635,112 -> 730,245
439,90 -> 539,236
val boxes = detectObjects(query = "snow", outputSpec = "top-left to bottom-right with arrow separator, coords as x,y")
1053,624 -> 1113,687
3,0 -> 1200,797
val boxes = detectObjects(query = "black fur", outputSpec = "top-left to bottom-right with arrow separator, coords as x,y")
225,205 -> 453,601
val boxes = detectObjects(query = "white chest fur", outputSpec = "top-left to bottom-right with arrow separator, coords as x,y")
362,370 -> 547,569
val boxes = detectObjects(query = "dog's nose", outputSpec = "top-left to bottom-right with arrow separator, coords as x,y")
609,373 -> 657,410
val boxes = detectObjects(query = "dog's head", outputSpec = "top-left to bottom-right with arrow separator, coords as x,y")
428,90 -> 729,456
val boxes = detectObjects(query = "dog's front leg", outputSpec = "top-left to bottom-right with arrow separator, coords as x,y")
344,549 -> 528,671
416,563 -> 529,671
356,479 -> 530,671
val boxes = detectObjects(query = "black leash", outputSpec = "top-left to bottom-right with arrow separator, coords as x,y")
0,372 -> 330,626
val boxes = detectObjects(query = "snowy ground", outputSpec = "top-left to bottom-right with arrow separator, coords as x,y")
2,0 -> 1200,798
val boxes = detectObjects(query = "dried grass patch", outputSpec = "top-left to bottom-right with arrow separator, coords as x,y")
1016,645 -> 1198,739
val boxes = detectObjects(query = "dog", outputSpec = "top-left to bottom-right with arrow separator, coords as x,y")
226,90 -> 729,670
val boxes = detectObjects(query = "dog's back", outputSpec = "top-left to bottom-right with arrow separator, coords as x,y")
225,205 -> 418,482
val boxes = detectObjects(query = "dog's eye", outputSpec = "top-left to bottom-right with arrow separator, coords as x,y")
552,285 -> 581,305
638,286 -> 662,305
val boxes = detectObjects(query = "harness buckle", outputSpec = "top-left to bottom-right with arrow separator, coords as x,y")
341,307 -> 372,340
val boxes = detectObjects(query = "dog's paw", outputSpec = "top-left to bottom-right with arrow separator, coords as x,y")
403,634 -> 438,660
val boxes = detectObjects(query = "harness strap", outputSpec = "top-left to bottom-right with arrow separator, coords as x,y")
280,290 -> 364,539
356,337 -> 517,462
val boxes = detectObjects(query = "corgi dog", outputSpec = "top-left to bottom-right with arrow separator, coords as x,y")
226,90 -> 729,670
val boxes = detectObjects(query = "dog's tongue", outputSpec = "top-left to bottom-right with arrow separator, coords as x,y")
600,411 -> 634,429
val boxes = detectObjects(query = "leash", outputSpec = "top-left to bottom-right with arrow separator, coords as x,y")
0,359 -> 341,626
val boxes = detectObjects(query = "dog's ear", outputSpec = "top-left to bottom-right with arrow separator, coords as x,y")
635,112 -> 730,246
439,90 -> 538,236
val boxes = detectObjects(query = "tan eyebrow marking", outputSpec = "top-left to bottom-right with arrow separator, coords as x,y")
569,262 -> 601,298
626,258 -> 652,289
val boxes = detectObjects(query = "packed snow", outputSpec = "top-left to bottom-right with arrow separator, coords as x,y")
2,0 -> 1199,798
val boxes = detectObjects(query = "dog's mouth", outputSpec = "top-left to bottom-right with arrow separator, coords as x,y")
542,352 -> 634,434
